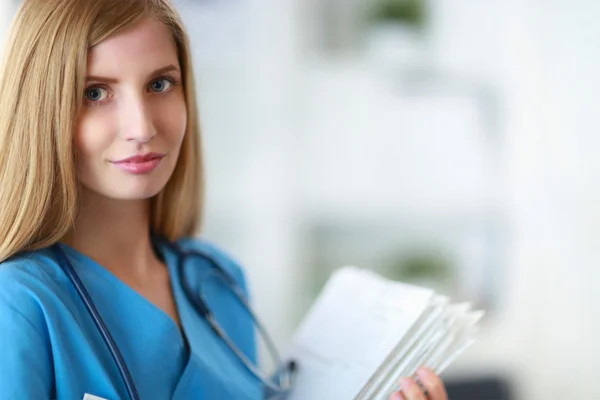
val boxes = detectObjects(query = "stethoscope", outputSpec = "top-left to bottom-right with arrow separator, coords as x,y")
51,238 -> 295,400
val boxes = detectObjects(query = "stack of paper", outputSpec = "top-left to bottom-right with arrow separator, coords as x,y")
284,267 -> 483,400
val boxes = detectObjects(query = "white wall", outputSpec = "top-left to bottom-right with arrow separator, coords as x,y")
513,1 -> 600,398
174,0 -> 305,357
0,0 -> 15,57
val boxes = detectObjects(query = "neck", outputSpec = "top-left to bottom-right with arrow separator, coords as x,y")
62,187 -> 159,278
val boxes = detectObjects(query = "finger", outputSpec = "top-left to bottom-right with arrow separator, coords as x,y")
399,378 -> 427,400
415,367 -> 448,400
389,392 -> 406,400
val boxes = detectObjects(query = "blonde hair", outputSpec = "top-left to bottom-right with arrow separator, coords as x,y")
0,0 -> 203,262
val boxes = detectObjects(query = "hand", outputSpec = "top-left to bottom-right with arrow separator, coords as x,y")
389,367 -> 447,400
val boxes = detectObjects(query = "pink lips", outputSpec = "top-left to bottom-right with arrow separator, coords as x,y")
111,152 -> 164,174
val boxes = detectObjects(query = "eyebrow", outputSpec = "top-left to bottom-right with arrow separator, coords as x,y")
85,64 -> 180,83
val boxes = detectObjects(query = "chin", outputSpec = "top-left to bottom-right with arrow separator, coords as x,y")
79,167 -> 175,201
86,178 -> 169,201
118,190 -> 162,201
113,183 -> 167,200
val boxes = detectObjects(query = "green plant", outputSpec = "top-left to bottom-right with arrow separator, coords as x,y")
370,0 -> 427,29
388,249 -> 453,283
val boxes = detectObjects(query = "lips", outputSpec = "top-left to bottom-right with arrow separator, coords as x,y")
111,152 -> 164,174
113,152 -> 164,164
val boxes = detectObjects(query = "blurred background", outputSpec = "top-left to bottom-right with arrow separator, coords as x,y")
3,0 -> 600,398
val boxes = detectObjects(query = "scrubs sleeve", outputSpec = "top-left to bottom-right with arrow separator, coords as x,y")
0,267 -> 53,399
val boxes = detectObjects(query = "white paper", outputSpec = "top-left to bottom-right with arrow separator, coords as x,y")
283,267 -> 483,400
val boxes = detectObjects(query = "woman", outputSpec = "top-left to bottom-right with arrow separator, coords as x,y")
0,0 -> 447,399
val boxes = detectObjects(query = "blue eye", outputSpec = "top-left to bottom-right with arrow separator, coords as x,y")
85,87 -> 107,102
150,78 -> 172,93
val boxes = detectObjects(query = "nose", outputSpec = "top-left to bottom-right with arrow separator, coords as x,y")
120,93 -> 157,143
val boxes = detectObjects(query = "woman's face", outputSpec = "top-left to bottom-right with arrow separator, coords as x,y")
75,18 -> 186,201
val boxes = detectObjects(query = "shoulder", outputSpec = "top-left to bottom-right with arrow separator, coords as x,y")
0,249 -> 59,395
174,236 -> 248,289
0,247 -> 62,303
0,248 -> 61,349
176,236 -> 241,262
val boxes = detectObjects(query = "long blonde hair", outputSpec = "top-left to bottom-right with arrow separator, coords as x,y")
0,0 -> 203,262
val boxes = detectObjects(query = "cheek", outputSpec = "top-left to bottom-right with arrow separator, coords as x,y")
73,113 -> 115,167
155,96 -> 187,147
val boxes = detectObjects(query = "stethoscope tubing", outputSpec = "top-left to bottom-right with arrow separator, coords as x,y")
51,240 -> 292,400
51,245 -> 141,400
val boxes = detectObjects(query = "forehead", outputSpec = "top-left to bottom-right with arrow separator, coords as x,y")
87,18 -> 178,75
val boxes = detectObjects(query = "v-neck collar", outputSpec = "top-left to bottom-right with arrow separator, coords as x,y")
56,242 -> 187,347
53,239 -> 263,399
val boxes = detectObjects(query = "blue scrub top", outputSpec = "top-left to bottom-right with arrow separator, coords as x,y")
0,238 -> 262,399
